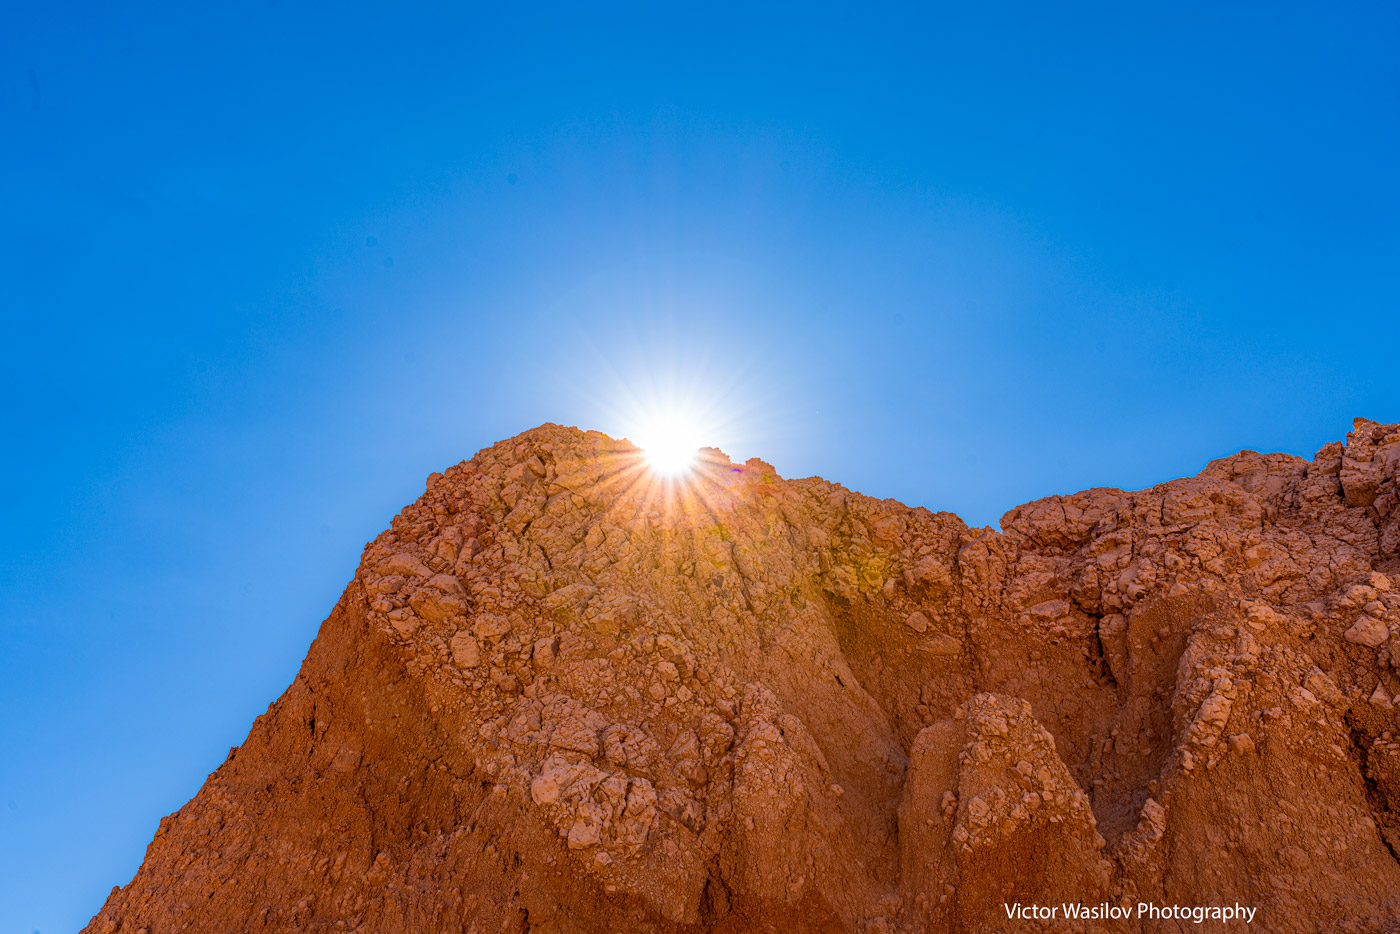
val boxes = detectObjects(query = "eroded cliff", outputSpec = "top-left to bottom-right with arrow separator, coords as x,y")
86,418 -> 1400,933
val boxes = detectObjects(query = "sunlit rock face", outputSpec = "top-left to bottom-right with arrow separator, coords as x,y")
86,419 -> 1400,934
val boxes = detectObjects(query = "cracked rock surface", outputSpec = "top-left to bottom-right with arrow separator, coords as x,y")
86,418 -> 1400,933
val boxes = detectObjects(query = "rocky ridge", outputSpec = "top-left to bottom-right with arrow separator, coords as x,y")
86,418 -> 1400,933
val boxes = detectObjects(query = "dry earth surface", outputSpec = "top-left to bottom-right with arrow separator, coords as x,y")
85,418 -> 1400,933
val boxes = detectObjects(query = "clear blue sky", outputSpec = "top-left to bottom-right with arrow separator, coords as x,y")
2,2 -> 1397,930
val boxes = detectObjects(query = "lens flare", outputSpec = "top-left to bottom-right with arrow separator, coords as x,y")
552,321 -> 784,484
634,417 -> 704,477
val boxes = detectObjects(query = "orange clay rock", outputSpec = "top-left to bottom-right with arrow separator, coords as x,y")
86,419 -> 1400,934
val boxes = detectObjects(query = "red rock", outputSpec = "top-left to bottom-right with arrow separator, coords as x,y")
85,420 -> 1400,934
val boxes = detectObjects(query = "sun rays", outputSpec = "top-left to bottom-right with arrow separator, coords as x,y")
629,402 -> 721,478
563,435 -> 751,547
537,313 -> 798,525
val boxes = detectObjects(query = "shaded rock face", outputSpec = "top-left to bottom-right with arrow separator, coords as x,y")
86,418 -> 1400,934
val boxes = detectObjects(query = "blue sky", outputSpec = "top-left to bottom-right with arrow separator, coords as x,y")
2,2 -> 1398,930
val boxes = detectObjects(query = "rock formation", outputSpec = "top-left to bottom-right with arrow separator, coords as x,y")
85,418 -> 1400,933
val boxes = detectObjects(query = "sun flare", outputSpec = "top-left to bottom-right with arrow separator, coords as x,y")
634,417 -> 705,477
567,339 -> 764,484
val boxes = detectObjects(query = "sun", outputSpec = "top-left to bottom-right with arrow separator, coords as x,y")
634,416 -> 705,477
570,347 -> 751,481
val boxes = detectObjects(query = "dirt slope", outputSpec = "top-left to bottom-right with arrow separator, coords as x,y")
85,418 -> 1400,933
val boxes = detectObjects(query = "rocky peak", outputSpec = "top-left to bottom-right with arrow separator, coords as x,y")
87,419 -> 1400,934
